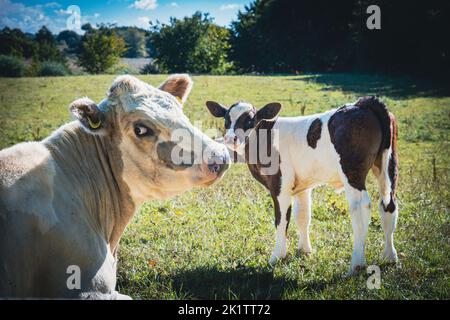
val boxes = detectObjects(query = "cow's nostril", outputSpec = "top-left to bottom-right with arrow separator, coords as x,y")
208,163 -> 222,174
233,136 -> 237,142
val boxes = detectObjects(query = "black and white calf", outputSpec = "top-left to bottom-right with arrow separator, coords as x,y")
206,97 -> 399,274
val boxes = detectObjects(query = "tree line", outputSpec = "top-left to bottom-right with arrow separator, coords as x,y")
1,0 -> 448,78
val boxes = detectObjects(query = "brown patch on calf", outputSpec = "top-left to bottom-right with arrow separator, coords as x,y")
328,97 -> 386,191
306,118 -> 322,149
245,120 -> 283,227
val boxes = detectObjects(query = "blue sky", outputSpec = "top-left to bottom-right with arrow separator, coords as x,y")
0,0 -> 250,33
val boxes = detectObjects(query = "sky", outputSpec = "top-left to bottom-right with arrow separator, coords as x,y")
0,0 -> 251,34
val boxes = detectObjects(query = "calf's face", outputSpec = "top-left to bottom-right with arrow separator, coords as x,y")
206,101 -> 281,151
70,75 -> 229,202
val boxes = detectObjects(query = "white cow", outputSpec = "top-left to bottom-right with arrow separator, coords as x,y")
206,96 -> 399,274
0,74 -> 229,299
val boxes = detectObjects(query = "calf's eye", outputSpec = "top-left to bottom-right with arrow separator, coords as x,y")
134,124 -> 154,137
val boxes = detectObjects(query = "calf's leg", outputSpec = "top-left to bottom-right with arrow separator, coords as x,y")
344,185 -> 372,275
269,192 -> 291,265
372,150 -> 398,263
293,189 -> 312,254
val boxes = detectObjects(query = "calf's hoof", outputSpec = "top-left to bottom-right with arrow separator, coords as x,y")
269,253 -> 286,266
297,242 -> 312,256
382,248 -> 398,264
269,255 -> 279,266
347,264 -> 366,277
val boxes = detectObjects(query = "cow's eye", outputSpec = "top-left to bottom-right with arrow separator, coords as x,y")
134,124 -> 154,137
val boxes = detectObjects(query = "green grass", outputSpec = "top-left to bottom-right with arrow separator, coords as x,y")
0,73 -> 449,299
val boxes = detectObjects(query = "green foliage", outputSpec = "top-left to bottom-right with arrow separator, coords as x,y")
140,62 -> 161,74
0,27 -> 36,58
149,12 -> 232,74
77,26 -> 126,74
56,30 -> 81,54
121,27 -> 148,58
230,0 -> 450,77
35,26 -> 66,63
0,55 -> 26,77
0,74 -> 448,299
37,61 -> 70,76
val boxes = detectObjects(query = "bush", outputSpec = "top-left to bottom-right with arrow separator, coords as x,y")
140,61 -> 160,74
105,62 -> 139,75
38,61 -> 69,76
78,25 -> 126,74
148,12 -> 232,74
0,55 -> 26,77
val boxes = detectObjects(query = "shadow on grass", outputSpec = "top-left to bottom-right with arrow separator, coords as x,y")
161,265 -> 349,299
164,266 -> 297,299
293,73 -> 450,99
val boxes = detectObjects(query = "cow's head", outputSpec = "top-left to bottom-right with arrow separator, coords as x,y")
70,75 -> 229,202
206,101 -> 281,152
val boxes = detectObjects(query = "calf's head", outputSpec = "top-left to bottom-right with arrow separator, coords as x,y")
206,101 -> 281,151
70,75 -> 229,202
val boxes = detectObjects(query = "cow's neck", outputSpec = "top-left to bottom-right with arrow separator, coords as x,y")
44,122 -> 135,253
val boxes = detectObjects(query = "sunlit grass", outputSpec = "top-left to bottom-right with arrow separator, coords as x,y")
0,73 -> 448,299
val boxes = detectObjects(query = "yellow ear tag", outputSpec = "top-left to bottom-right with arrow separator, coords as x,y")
176,96 -> 184,105
87,116 -> 101,129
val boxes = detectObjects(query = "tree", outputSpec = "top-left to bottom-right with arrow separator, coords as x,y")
0,27 -> 36,58
122,27 -> 148,58
77,25 -> 126,74
148,12 -> 232,73
230,0 -> 450,77
230,0 -> 354,73
35,26 -> 66,63
57,30 -> 81,54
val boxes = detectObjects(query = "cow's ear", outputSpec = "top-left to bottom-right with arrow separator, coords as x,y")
256,102 -> 282,121
206,101 -> 227,118
158,74 -> 193,104
69,98 -> 106,134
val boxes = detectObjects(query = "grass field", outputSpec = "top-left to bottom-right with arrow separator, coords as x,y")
0,73 -> 449,299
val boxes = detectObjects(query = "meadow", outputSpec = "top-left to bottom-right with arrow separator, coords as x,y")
0,74 -> 448,299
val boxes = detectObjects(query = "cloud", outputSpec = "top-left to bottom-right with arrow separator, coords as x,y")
137,16 -> 150,26
220,3 -> 242,11
42,2 -> 60,8
168,2 -> 178,7
94,13 -> 100,19
0,0 -> 60,33
129,0 -> 158,10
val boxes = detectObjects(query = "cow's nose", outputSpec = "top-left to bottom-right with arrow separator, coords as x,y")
207,154 -> 229,175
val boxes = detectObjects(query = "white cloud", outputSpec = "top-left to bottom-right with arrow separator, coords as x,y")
0,0 -> 60,33
220,3 -> 242,11
129,0 -> 158,10
94,13 -> 100,19
42,2 -> 60,8
136,16 -> 151,28
168,2 -> 178,7
55,8 -> 70,15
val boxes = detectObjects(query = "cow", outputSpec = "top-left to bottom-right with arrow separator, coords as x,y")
206,96 -> 399,274
0,74 -> 229,299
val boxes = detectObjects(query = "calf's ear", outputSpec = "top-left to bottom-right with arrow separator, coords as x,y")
158,74 -> 193,104
256,102 -> 282,121
206,101 -> 227,118
69,98 -> 106,134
